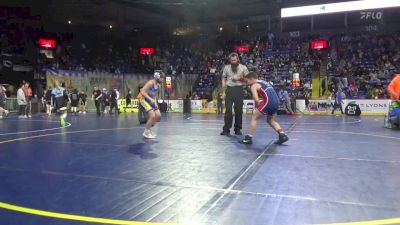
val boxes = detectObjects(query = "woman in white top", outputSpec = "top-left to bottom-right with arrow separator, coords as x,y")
17,83 -> 27,118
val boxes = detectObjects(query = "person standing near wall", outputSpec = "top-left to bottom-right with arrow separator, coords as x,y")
17,83 -> 27,118
92,87 -> 101,116
23,82 -> 33,118
79,91 -> 87,114
44,87 -> 53,116
279,87 -> 294,115
304,90 -> 311,112
220,53 -> 249,136
115,88 -> 120,114
0,85 -> 9,119
110,88 -> 119,115
99,88 -> 109,114
387,73 -> 400,128
70,89 -> 79,116
388,73 -> 400,100
126,89 -> 132,107
217,92 -> 224,115
331,88 -> 346,115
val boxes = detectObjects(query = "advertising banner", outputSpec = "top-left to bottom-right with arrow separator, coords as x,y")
296,99 -> 390,115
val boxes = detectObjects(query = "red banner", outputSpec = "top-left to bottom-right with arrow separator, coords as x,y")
310,40 -> 329,50
235,45 -> 251,53
39,38 -> 57,49
140,47 -> 155,55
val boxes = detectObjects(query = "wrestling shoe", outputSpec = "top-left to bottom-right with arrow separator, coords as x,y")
240,135 -> 253,144
274,133 -> 289,144
143,129 -> 156,139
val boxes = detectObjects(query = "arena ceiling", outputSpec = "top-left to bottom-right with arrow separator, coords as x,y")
9,0 -> 355,30
46,0 -> 271,28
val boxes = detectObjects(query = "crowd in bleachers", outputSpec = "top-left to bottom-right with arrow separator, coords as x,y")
0,7 -> 43,55
191,32 -> 400,100
326,33 -> 400,99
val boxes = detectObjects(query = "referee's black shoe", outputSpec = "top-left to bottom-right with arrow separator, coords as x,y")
234,130 -> 242,135
220,130 -> 230,136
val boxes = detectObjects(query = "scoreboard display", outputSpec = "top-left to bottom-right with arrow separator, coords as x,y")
310,40 -> 329,50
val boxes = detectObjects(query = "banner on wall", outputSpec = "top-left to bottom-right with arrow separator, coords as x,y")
109,78 -> 122,90
345,99 -> 390,113
296,99 -> 390,115
168,100 -> 184,110
191,100 -> 203,110
296,99 -> 334,112
47,75 -> 72,89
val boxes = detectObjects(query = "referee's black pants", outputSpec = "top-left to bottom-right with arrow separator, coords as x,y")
223,86 -> 244,132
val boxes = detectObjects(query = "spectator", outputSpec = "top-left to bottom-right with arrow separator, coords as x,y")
100,88 -> 110,114
0,85 -> 9,119
388,73 -> 400,100
92,87 -> 101,116
348,81 -> 359,99
109,88 -> 119,115
70,89 -> 80,115
304,90 -> 311,112
79,91 -> 88,114
126,90 -> 132,106
23,82 -> 33,118
279,87 -> 294,115
217,92 -> 224,115
332,88 -> 346,115
44,86 -> 53,116
17,83 -> 27,118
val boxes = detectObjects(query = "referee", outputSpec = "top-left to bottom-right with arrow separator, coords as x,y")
220,53 -> 249,135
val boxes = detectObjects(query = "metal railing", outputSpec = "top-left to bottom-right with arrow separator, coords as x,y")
4,98 -> 19,112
